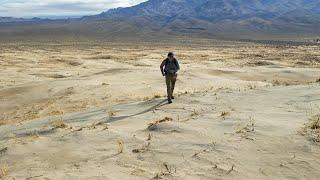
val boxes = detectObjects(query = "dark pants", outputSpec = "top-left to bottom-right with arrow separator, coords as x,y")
165,74 -> 177,101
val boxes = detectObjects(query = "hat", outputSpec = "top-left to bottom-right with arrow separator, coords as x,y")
168,52 -> 174,57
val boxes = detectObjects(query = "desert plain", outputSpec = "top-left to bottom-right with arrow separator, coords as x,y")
1,39 -> 320,179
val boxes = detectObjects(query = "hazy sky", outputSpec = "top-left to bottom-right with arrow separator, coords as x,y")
0,0 -> 147,18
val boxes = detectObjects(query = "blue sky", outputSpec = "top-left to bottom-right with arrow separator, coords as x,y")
0,0 -> 146,18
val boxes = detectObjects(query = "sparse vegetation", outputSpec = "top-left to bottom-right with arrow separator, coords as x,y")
301,114 -> 320,143
152,163 -> 175,179
221,111 -> 230,118
153,94 -> 161,98
142,94 -> 162,101
236,117 -> 255,134
147,117 -> 173,131
0,147 -> 8,155
2,41 -> 320,126
117,140 -> 124,153
272,79 -> 292,86
89,55 -> 113,60
25,131 -> 41,141
190,109 -> 199,117
2,40 -> 320,179
108,111 -> 116,117
55,59 -> 82,66
147,133 -> 152,141
132,142 -> 150,153
247,60 -> 274,66
0,164 -> 8,179
212,164 -> 235,176
192,149 -> 208,158
50,117 -> 67,129
248,84 -> 256,90
0,121 -> 4,126
272,80 -> 281,86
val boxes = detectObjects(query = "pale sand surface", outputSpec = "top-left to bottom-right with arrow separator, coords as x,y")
1,41 -> 320,179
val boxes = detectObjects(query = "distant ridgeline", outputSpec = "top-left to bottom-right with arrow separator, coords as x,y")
0,0 -> 320,41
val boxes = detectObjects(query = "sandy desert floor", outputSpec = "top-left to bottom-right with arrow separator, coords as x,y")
1,40 -> 320,179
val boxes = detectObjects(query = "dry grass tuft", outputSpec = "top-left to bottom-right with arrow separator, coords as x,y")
142,94 -> 162,101
0,164 -> 8,179
192,149 -> 208,158
108,111 -> 116,117
152,162 -> 175,179
272,80 -> 290,86
50,117 -> 68,129
221,111 -> 230,118
147,133 -> 152,141
236,117 -> 255,134
88,121 -> 107,130
153,94 -> 162,98
236,123 -> 255,134
132,142 -> 150,153
29,131 -> 40,140
117,140 -> 124,153
226,165 -> 235,175
191,109 -> 199,117
301,114 -> 320,142
143,96 -> 151,101
0,147 -> 8,156
147,117 -> 173,131
248,84 -> 256,90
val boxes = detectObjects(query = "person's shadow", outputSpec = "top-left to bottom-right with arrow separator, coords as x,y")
108,99 -> 168,123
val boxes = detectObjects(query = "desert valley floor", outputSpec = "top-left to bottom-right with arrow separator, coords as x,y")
0,40 -> 320,179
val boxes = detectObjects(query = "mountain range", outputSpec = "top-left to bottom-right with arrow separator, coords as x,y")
1,0 -> 320,41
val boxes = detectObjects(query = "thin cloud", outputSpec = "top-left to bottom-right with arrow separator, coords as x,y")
0,0 -> 146,18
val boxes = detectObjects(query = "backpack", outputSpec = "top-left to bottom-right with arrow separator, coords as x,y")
165,58 -> 178,68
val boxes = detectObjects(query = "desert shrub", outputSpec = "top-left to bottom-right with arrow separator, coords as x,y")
247,61 -> 274,66
302,114 -> 320,143
50,117 -> 67,129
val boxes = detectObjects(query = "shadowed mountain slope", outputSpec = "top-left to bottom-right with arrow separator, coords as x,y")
1,0 -> 320,41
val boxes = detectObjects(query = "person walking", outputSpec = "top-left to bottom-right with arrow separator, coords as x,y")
160,52 -> 180,104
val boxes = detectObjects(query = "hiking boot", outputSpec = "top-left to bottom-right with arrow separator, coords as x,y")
171,96 -> 175,99
168,100 -> 173,104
